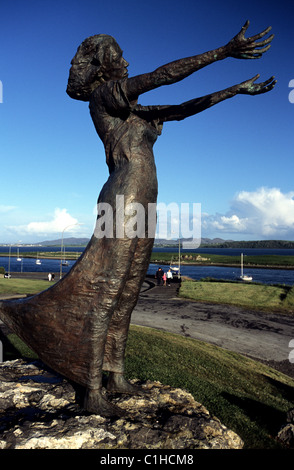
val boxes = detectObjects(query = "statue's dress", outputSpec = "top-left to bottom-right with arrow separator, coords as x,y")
0,78 -> 161,391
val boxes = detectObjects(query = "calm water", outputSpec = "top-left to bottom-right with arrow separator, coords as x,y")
1,246 -> 294,285
148,264 -> 294,285
0,246 -> 83,277
151,247 -> 294,285
153,247 -> 294,257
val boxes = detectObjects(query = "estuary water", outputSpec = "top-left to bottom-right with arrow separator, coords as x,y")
151,247 -> 294,285
0,246 -> 294,286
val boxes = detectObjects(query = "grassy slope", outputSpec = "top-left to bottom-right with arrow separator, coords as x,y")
0,278 -> 54,296
125,326 -> 294,449
179,279 -> 294,313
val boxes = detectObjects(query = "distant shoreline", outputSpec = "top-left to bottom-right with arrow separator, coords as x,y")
150,261 -> 294,270
1,238 -> 294,250
1,253 -> 293,271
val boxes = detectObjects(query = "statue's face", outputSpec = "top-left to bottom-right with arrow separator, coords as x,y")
66,36 -> 129,100
102,43 -> 129,81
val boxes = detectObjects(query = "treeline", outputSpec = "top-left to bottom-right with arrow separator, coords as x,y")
202,240 -> 294,249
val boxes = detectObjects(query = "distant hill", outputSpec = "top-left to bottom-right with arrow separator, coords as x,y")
155,238 -> 294,249
206,239 -> 294,249
33,237 -> 294,249
36,237 -> 231,247
200,238 -> 235,246
37,237 -> 90,246
154,237 -> 234,246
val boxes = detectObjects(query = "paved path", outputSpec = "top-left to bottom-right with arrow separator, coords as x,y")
132,278 -> 294,378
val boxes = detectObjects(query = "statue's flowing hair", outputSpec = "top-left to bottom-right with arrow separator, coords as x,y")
66,34 -> 120,101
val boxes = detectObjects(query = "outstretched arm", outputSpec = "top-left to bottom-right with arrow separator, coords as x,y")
133,75 -> 276,123
126,21 -> 274,100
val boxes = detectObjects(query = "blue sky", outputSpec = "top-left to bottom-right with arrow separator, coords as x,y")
1,0 -> 293,243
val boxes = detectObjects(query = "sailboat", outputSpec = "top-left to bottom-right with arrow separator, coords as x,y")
36,253 -> 42,265
169,259 -> 179,273
62,246 -> 69,266
169,239 -> 181,278
240,253 -> 252,281
16,248 -> 22,262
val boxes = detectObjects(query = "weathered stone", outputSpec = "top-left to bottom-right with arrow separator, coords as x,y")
277,408 -> 294,447
286,408 -> 294,423
0,359 -> 243,449
277,424 -> 294,447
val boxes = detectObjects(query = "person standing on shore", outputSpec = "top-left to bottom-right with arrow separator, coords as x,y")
167,269 -> 173,286
155,267 -> 164,285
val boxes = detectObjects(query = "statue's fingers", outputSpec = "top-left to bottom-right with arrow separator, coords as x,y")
250,73 -> 261,82
245,53 -> 262,59
253,44 -> 272,54
239,74 -> 260,89
261,76 -> 276,86
268,80 -> 277,90
254,34 -> 274,47
243,44 -> 272,59
235,20 -> 250,39
240,52 -> 262,59
264,79 -> 277,91
249,25 -> 272,42
254,78 -> 277,95
245,34 -> 274,50
244,40 -> 273,52
241,20 -> 250,32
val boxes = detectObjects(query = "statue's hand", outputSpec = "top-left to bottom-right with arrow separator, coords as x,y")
226,20 -> 274,59
237,74 -> 277,95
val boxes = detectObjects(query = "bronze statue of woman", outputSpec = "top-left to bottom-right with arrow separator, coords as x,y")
0,21 -> 275,416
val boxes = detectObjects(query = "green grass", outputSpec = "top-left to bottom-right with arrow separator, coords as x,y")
1,333 -> 39,361
0,278 -> 54,296
179,279 -> 294,313
3,325 -> 293,448
125,326 -> 294,449
151,252 -> 294,267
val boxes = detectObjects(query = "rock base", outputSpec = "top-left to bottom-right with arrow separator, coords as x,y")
277,408 -> 294,447
0,359 -> 243,450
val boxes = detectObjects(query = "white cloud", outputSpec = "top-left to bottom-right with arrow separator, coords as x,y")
203,187 -> 294,239
209,214 -> 249,232
0,205 -> 16,213
8,208 -> 80,236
